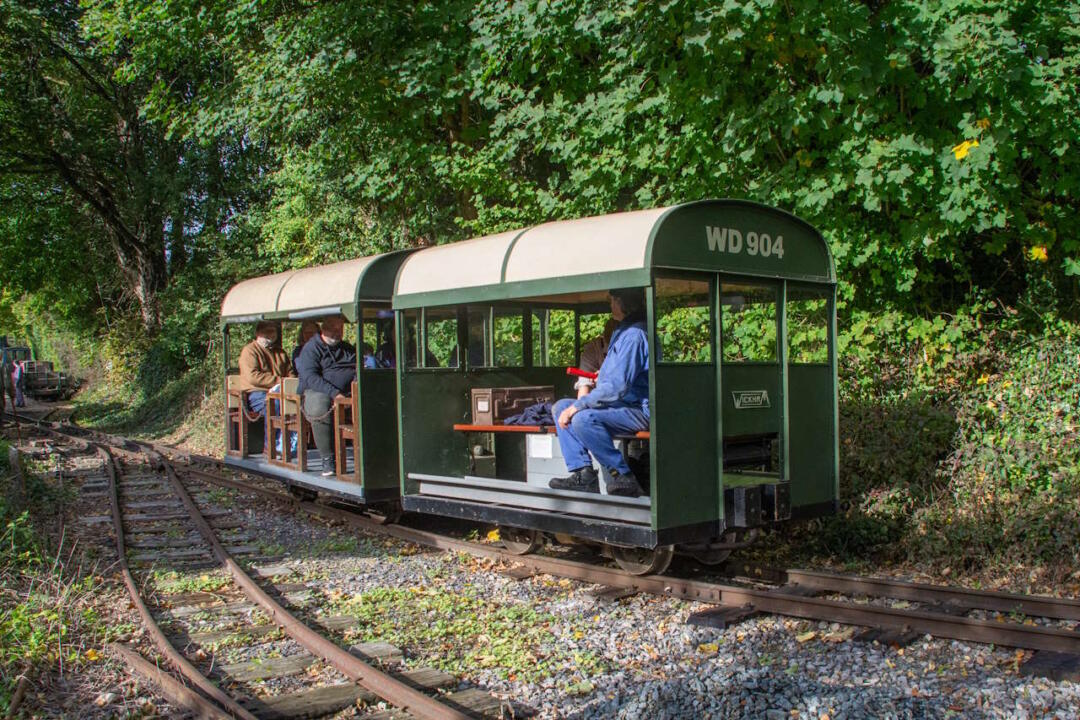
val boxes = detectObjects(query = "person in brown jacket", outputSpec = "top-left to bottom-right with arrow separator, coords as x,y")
238,321 -> 291,415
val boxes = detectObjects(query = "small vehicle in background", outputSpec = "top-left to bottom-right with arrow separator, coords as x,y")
0,337 -> 77,400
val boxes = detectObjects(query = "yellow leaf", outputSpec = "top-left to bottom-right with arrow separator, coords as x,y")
796,631 -> 816,643
697,642 -> 719,654
85,648 -> 102,662
976,374 -> 989,385
573,631 -> 584,640
951,139 -> 979,160
823,628 -> 855,643
486,529 -> 500,542
1028,246 -> 1048,262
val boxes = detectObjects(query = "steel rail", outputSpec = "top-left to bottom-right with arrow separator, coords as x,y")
108,642 -> 237,720
98,441 -> 260,720
778,568 -> 1080,622
152,451 -> 473,720
27,417 -> 1080,655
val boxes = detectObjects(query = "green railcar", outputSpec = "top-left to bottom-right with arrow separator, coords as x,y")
393,200 -> 838,574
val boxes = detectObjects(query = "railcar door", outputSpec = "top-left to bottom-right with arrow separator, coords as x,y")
718,279 -> 786,524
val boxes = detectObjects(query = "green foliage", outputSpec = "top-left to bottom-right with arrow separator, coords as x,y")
83,0 -> 1080,316
0,441 -> 112,712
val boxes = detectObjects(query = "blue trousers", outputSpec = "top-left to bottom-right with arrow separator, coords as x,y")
246,390 -> 267,414
553,398 -> 648,475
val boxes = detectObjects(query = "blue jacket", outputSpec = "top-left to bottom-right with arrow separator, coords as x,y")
572,318 -> 649,416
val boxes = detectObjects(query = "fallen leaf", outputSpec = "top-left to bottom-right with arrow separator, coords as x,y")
796,631 -> 816,643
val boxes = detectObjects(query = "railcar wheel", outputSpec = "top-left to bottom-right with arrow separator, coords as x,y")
611,544 -> 675,576
288,485 -> 318,502
366,502 -> 402,525
689,548 -> 732,566
499,526 -> 542,555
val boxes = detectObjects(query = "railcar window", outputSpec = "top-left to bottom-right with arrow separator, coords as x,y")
544,309 -> 576,366
424,308 -> 459,368
360,307 -> 395,370
465,307 -> 490,368
721,283 -> 778,362
402,311 -> 420,368
531,311 -> 546,366
494,309 -> 524,367
225,325 -> 245,370
786,288 -> 829,364
655,278 -> 712,363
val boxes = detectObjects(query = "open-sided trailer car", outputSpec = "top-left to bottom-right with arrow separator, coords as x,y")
219,250 -> 414,515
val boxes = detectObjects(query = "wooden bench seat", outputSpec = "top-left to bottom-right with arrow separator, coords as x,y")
333,380 -> 359,482
453,423 -> 649,439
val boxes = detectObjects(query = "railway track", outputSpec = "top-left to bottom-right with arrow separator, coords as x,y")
14,416 -> 1080,677
7,422 -> 519,719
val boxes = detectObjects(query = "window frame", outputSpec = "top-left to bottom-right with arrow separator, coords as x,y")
653,273 -> 716,367
718,275 -> 782,366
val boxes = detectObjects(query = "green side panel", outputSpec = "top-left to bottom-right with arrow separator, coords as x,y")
358,371 -> 400,492
494,433 -> 527,481
653,365 -> 719,530
399,368 -> 573,494
650,201 -> 832,282
786,364 -> 837,508
720,365 -> 782,437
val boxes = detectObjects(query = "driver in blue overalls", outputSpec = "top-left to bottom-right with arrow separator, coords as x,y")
549,288 -> 649,498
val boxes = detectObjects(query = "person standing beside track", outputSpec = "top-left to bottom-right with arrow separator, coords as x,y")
549,288 -> 650,498
297,315 -> 357,476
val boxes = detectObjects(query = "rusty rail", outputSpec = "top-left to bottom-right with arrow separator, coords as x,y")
153,451 -> 472,720
108,642 -> 238,720
99,442 -> 259,720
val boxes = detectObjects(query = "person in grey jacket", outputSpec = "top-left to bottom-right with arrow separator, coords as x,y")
298,315 -> 357,476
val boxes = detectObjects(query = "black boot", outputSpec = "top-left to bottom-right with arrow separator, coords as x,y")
606,468 -> 644,498
320,456 -> 335,477
549,466 -> 600,493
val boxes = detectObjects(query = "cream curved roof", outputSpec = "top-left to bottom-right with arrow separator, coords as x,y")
393,207 -> 670,305
221,256 -> 382,319
276,257 -> 377,314
393,230 -> 522,297
503,207 -> 667,283
220,270 -> 298,319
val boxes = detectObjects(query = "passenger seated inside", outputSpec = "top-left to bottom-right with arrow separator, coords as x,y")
291,320 -> 320,376
238,321 -> 291,420
362,343 -> 377,369
575,318 -> 619,399
373,312 -> 396,368
550,289 -> 649,498
297,315 -> 357,476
